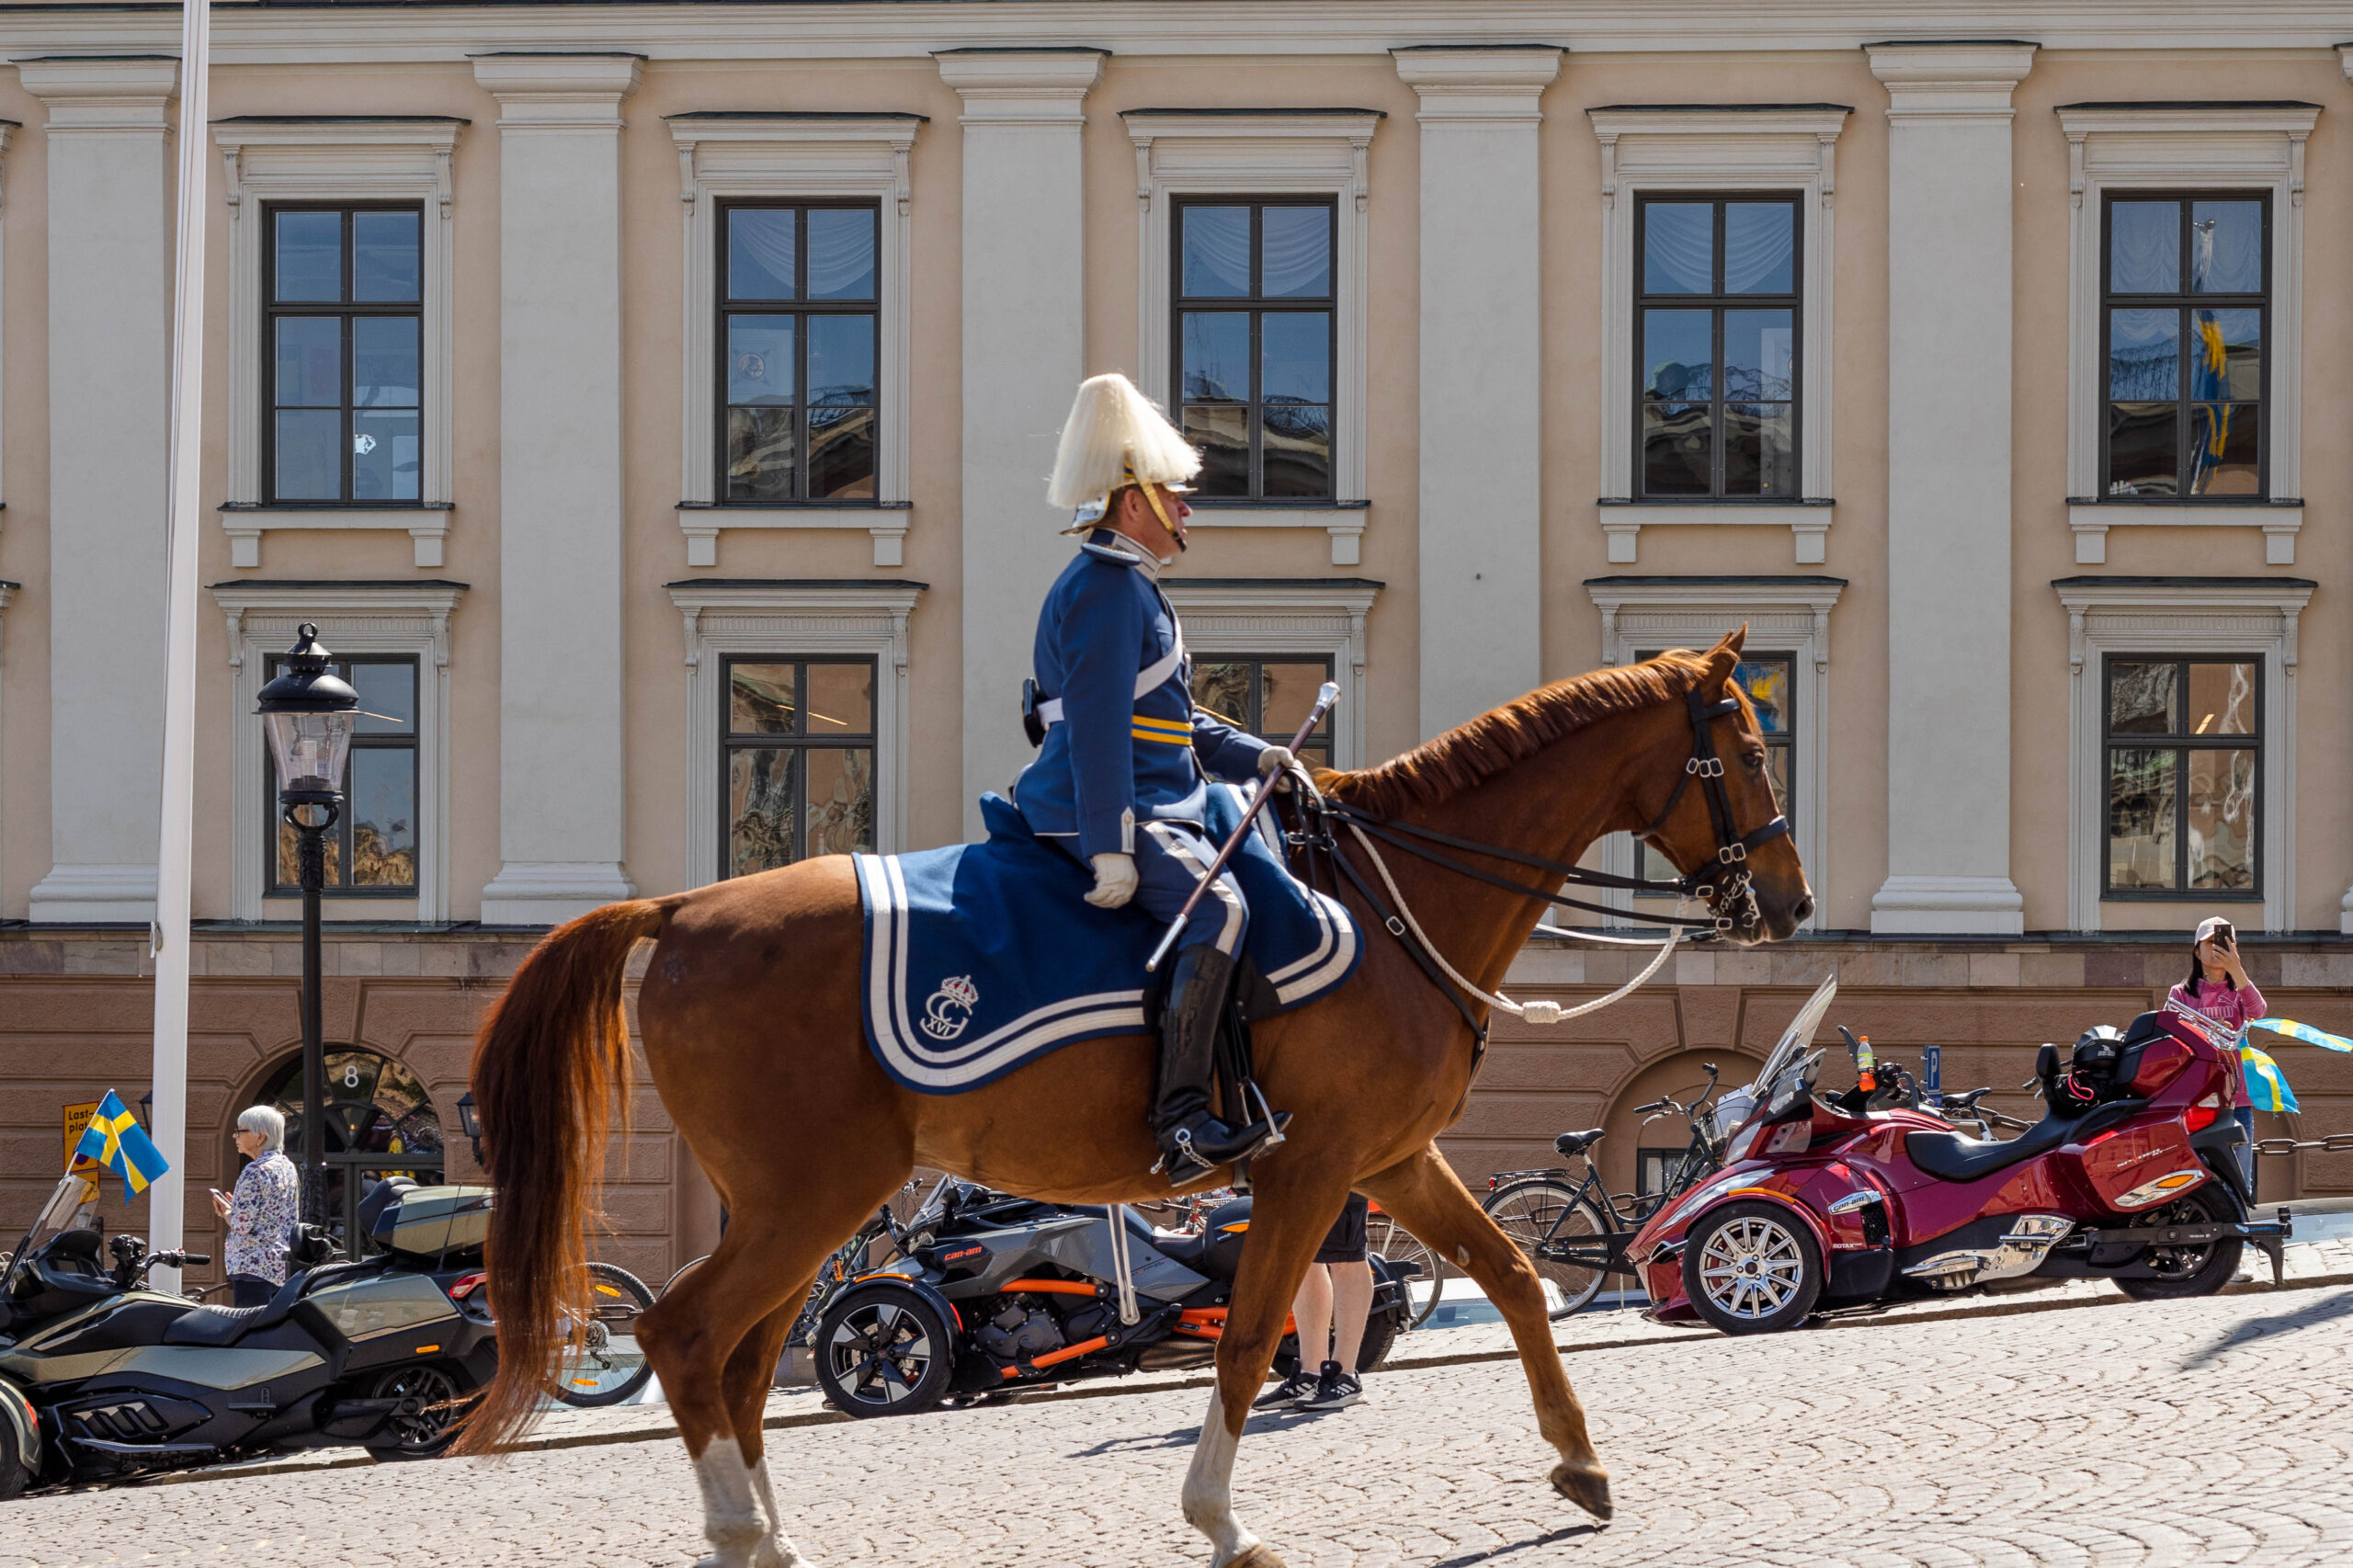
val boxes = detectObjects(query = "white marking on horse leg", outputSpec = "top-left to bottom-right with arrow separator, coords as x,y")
691,1439 -> 771,1568
750,1455 -> 811,1568
1181,1389 -> 1263,1567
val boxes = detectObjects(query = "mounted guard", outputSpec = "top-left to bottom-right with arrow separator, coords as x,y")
1014,372 -> 1295,1185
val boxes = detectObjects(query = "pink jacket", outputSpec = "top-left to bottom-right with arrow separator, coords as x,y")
2165,978 -> 2267,1109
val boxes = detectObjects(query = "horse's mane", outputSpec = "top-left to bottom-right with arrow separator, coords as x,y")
1320,651 -> 1711,818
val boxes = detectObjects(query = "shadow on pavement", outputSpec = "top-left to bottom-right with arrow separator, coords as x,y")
1429,1523 -> 1605,1565
1065,1407 -> 1356,1457
2177,1288 -> 2353,1371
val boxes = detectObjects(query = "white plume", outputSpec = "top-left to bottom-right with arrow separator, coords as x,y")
1047,372 -> 1201,510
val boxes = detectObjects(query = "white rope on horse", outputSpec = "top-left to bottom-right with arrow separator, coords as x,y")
1343,822 -> 1688,1028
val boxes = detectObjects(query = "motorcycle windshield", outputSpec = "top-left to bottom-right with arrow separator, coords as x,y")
1730,976 -> 1838,1135
3,1175 -> 99,1296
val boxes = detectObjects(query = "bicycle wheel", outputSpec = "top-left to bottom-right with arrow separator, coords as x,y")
1364,1207 -> 1447,1328
1483,1177 -> 1617,1320
554,1261 -> 656,1407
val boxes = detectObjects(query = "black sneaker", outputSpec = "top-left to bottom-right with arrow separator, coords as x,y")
1297,1359 -> 1362,1412
1255,1369 -> 1318,1409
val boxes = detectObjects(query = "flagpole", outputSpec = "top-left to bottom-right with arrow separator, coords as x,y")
148,0 -> 211,1295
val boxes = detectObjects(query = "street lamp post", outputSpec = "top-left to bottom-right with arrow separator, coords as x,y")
256,624 -> 358,1230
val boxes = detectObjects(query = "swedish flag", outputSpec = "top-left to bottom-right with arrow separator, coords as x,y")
72,1091 -> 169,1195
2238,1042 -> 2302,1117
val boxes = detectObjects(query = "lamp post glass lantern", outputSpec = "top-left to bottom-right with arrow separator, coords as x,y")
256,624 -> 358,1229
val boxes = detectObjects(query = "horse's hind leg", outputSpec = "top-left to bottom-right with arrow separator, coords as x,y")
721,1302 -> 807,1568
1359,1144 -> 1613,1522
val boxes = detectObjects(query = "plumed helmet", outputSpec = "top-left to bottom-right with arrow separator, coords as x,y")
1046,372 -> 1201,524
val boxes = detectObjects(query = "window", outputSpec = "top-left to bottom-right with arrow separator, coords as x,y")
718,201 -> 881,504
1633,195 -> 1801,500
266,655 -> 418,894
1188,656 -> 1336,767
1173,199 -> 1336,500
722,657 -> 878,878
1635,1147 -> 1688,1200
2103,656 -> 2260,897
264,205 -> 424,505
1636,651 -> 1793,883
2101,195 -> 2268,501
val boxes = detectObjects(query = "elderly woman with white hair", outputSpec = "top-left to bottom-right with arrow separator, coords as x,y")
210,1106 -> 301,1307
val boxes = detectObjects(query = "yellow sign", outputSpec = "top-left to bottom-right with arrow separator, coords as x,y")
63,1100 -> 102,1176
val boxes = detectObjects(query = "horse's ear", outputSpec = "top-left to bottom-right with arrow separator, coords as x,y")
1699,625 -> 1747,691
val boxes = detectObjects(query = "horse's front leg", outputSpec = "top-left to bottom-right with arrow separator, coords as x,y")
1360,1144 -> 1613,1521
1186,1169 -> 1352,1568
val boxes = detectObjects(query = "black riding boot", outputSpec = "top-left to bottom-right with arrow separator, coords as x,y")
1151,945 -> 1287,1186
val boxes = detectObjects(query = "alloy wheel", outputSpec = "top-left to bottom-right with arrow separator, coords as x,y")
828,1300 -> 935,1408
1697,1214 -> 1806,1320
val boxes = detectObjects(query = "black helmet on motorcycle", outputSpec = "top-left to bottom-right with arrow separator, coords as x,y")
2071,1024 -> 2125,1074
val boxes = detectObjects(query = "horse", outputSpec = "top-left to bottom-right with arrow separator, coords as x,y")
459,627 -> 1810,1568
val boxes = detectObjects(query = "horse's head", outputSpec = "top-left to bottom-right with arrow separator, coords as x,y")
1633,628 -> 1813,944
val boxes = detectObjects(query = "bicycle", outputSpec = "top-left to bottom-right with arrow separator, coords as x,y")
1481,1063 -> 1730,1320
551,1259 -> 658,1407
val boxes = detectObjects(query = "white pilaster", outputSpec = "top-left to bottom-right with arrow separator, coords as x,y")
937,49 -> 1102,838
18,58 -> 179,923
1866,42 -> 2036,936
1394,46 -> 1559,739
472,53 -> 641,924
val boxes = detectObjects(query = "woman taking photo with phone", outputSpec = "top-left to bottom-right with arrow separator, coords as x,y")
2167,917 -> 2267,1199
211,1106 -> 301,1307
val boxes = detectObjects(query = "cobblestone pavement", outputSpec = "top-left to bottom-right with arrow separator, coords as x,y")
11,1280 -> 2353,1567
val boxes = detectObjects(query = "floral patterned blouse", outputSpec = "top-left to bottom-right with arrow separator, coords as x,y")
224,1148 -> 301,1285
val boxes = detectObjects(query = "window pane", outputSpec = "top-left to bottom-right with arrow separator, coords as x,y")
1191,662 -> 1251,726
1258,662 -> 1333,741
1642,202 -> 1713,294
1180,206 -> 1252,297
1643,310 -> 1714,402
806,207 -> 877,301
728,747 -> 798,877
2108,747 -> 2177,889
2188,403 -> 2259,497
806,662 -> 875,735
351,662 -> 415,735
1261,405 -> 1332,498
1261,206 -> 1332,298
803,748 -> 875,858
2107,403 -> 2178,497
2109,662 -> 2177,734
2109,200 -> 2180,293
353,315 -> 420,409
1734,658 -> 1792,734
352,409 -> 420,502
2186,748 -> 2256,890
275,210 -> 343,301
347,747 -> 416,888
1261,312 -> 1330,403
2108,308 -> 2178,400
809,405 -> 876,500
1643,400 -> 1712,496
2191,307 -> 2261,401
1181,405 -> 1248,495
2190,200 -> 2263,294
1722,203 -> 1794,294
728,315 -> 795,405
351,210 -> 421,302
276,316 -> 342,408
807,313 -> 876,405
726,406 -> 796,500
275,409 -> 343,500
1766,743 -> 1793,816
1180,312 -> 1250,402
1722,310 -> 1793,402
728,209 -> 797,300
1722,403 -> 1793,496
730,664 -> 799,734
2186,663 -> 2256,737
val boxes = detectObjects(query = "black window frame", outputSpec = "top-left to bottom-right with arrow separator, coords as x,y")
1171,196 -> 1340,502
715,199 -> 883,506
2100,653 -> 2264,901
1631,192 -> 1804,501
261,201 -> 426,508
1187,653 -> 1336,766
2097,189 -> 2272,503
720,654 -> 881,880
263,653 -> 421,898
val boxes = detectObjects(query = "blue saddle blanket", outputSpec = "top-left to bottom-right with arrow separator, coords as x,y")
853,786 -> 1359,1094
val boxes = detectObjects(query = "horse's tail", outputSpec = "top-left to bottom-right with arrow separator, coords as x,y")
455,898 -> 669,1455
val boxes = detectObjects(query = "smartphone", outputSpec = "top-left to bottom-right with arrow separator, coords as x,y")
2214,920 -> 2235,950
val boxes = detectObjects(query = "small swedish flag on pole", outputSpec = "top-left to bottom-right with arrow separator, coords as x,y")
71,1091 -> 171,1196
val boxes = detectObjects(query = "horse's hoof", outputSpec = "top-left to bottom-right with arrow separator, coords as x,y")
1550,1460 -> 1613,1522
1225,1547 -> 1288,1568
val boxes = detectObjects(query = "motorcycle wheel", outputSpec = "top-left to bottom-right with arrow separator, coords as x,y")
2115,1181 -> 2245,1301
364,1362 -> 473,1460
815,1285 -> 956,1418
1682,1201 -> 1823,1335
553,1261 -> 657,1407
1483,1177 -> 1614,1320
0,1409 -> 25,1501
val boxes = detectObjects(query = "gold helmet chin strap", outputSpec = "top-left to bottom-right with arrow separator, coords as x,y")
1121,462 -> 1186,551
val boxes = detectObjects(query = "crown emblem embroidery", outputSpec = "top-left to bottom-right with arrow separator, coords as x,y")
920,975 -> 980,1040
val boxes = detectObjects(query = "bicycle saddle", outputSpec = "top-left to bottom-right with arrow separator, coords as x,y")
1554,1128 -> 1607,1159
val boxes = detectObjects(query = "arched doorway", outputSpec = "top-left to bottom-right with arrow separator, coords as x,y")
254,1047 -> 444,1253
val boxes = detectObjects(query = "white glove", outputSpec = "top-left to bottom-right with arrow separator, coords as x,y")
1086,852 -> 1139,909
1256,744 -> 1297,777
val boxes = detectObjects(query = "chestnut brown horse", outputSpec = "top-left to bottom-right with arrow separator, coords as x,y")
460,627 -> 1809,1568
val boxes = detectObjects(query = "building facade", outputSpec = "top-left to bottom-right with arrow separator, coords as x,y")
3,3 -> 2351,1279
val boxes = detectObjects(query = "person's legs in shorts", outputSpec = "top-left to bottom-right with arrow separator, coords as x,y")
1299,1195 -> 1371,1410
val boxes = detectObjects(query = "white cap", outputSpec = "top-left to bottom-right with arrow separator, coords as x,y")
1047,372 -> 1201,525
2194,916 -> 2234,945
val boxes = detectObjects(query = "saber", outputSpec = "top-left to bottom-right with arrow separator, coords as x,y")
1143,680 -> 1340,974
